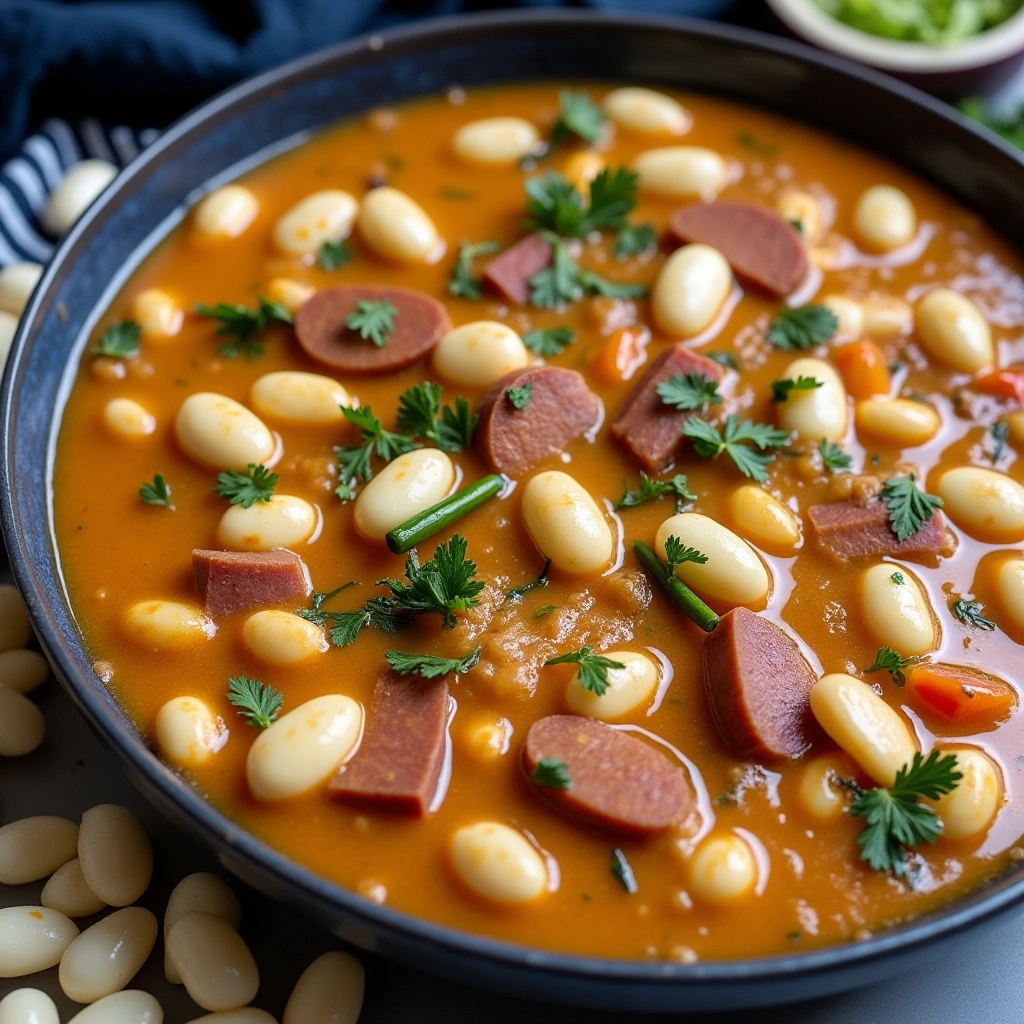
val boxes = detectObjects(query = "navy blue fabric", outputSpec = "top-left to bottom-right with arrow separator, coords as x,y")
0,0 -> 737,161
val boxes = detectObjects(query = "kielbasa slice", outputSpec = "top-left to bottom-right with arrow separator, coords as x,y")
522,715 -> 693,836
329,670 -> 449,817
481,235 -> 553,306
476,365 -> 600,477
611,343 -> 725,471
702,607 -> 815,760
294,284 -> 450,373
192,549 -> 311,618
667,201 -> 807,298
808,499 -> 947,562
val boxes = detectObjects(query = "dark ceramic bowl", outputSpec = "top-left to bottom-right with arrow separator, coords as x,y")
4,10 -> 1024,1013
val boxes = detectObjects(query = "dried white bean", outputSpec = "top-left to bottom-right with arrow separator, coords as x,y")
42,161 -> 117,235
0,988 -> 59,1024
59,907 -> 157,1003
0,650 -> 47,694
283,950 -> 365,1024
67,990 -> 162,1024
40,859 -> 106,919
0,584 -> 31,652
0,816 -> 78,884
0,263 -> 42,318
0,907 -> 78,977
0,687 -> 44,756
166,911 -> 259,1011
78,804 -> 153,907
164,873 -> 241,985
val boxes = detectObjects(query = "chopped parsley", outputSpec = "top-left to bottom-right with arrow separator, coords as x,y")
395,381 -> 478,452
507,383 -> 533,410
544,646 -> 626,696
770,375 -> 823,403
890,571 -> 906,585
138,474 -> 172,507
522,326 -> 575,357
706,351 -> 740,370
226,676 -> 283,729
615,472 -> 697,513
334,405 -> 419,498
682,415 -> 791,483
93,320 -> 141,359
657,372 -> 722,413
767,304 -> 838,350
506,559 -> 551,603
990,420 -> 1010,464
523,167 -> 638,239
610,848 -> 638,894
532,757 -> 572,790
448,239 -> 499,300
663,535 -> 708,576
385,647 -> 481,679
613,222 -> 656,259
864,645 -> 915,686
551,89 -> 605,148
317,240 -> 352,271
819,438 -> 853,473
879,474 -> 943,542
951,598 -> 997,631
214,463 -> 277,508
195,297 -> 292,360
297,582 -> 411,648
346,299 -> 397,347
529,233 -> 646,309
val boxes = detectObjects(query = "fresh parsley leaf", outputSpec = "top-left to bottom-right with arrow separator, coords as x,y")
334,405 -> 419,496
610,848 -> 638,894
770,375 -> 823,403
613,223 -> 656,259
93,320 -> 141,359
582,167 -> 640,235
318,240 -> 353,271
522,326 -> 575,357
551,89 -> 606,148
767,304 -> 838,350
615,472 -> 697,513
891,571 -> 906,585
576,268 -> 647,300
819,438 -> 853,473
298,584 -> 412,647
707,351 -> 740,370
227,676 -> 283,729
990,420 -> 1010,464
544,646 -> 626,696
436,396 -> 478,452
879,474 -> 943,542
214,463 -> 278,507
864,645 -> 915,686
346,299 -> 397,347
195,297 -> 292,359
657,372 -> 722,413
395,382 -> 478,453
682,415 -> 791,483
534,604 -> 559,619
506,559 -> 551,603
507,384 -> 532,410
524,168 -> 638,238
951,598 -> 997,631
532,757 -> 572,790
848,750 -> 962,877
448,239 -> 499,300
138,474 -> 172,507
385,647 -> 481,678
529,232 -> 582,308
663,535 -> 708,575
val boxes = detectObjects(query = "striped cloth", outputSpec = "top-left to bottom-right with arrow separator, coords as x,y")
0,119 -> 157,268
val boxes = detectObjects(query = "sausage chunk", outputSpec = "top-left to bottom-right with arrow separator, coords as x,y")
522,715 -> 693,836
702,607 -> 815,760
330,671 -> 449,816
481,235 -> 553,306
808,499 -> 946,561
294,284 -> 450,373
611,343 -> 725,471
476,365 -> 600,477
667,201 -> 807,298
193,549 -> 311,618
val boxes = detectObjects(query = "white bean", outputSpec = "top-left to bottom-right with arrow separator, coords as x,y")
861,295 -> 912,338
194,186 -> 258,240
164,873 -> 241,985
633,147 -> 726,199
357,187 -> 440,263
41,160 -> 117,236
103,398 -> 156,439
40,859 -> 106,919
133,289 -> 183,340
860,563 -> 938,656
452,118 -> 539,164
820,294 -> 864,340
853,184 -> 916,252
855,397 -> 940,447
651,244 -> 731,337
688,833 -> 758,904
565,649 -> 658,720
155,696 -> 228,768
67,990 -> 162,1024
521,470 -> 613,574
0,988 -> 59,1024
0,312 -> 16,366
936,466 -> 1024,543
0,263 -> 42,318
59,907 -> 157,1003
775,357 -> 847,442
283,950 -> 365,1024
797,753 -> 857,822
0,907 -> 78,977
655,513 -> 769,608
0,584 -> 31,652
728,484 -> 801,554
0,687 -> 44,756
186,1012 -> 276,1024
462,718 -> 512,761
175,393 -> 275,470
250,372 -> 351,426
265,278 -> 315,314
0,816 -> 79,884
604,87 -> 691,136
996,557 -> 1024,633
216,495 -> 317,551
809,673 -> 917,786
450,822 -> 547,903
932,748 -> 1001,841
247,695 -> 362,801
166,911 -> 258,1011
273,190 -> 358,255
242,611 -> 326,666
0,649 -> 44,693
432,321 -> 529,387
354,449 -> 454,542
78,804 -> 152,907
124,600 -> 215,650
776,190 -> 823,244
915,289 -> 993,373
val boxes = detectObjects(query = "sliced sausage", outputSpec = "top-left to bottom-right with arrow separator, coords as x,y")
476,365 -> 600,477
294,284 -> 450,374
611,343 -> 725,471
522,715 -> 693,836
482,235 -> 553,306
667,201 -> 807,298
808,499 -> 947,561
702,607 -> 815,760
192,549 -> 311,618
329,670 -> 449,816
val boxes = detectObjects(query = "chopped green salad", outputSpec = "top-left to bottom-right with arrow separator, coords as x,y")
812,0 -> 1024,44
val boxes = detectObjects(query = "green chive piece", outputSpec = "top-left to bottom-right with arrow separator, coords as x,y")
633,540 -> 720,633
385,474 -> 505,554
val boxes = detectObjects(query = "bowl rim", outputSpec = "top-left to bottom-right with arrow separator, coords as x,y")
766,0 -> 1024,72
5,6 -> 1024,998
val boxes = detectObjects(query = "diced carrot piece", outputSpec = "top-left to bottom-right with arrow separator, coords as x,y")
974,369 -> 1024,406
588,325 -> 650,384
833,340 -> 890,399
908,664 -> 1017,727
